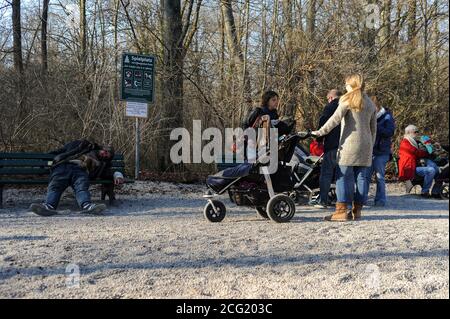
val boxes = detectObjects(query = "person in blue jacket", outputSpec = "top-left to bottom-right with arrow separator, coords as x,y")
367,95 -> 396,206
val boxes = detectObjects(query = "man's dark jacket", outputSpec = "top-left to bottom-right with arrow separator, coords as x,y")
49,140 -> 114,179
318,98 -> 340,152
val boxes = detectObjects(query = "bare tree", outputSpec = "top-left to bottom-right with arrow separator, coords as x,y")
79,0 -> 87,69
41,0 -> 49,74
12,0 -> 23,73
306,0 -> 316,40
380,0 -> 392,52
407,0 -> 417,43
220,0 -> 250,110
282,0 -> 297,118
157,0 -> 202,170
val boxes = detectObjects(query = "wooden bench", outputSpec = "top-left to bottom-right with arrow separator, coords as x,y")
0,152 -> 134,208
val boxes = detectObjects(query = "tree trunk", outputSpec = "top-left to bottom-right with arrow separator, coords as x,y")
261,1 -> 279,92
261,0 -> 267,80
362,1 -> 377,63
282,0 -> 297,118
406,0 -> 417,95
41,0 -> 49,75
219,9 -> 225,102
158,0 -> 184,171
294,0 -> 303,31
407,0 -> 417,44
11,0 -> 27,145
220,0 -> 250,105
220,0 -> 251,126
12,0 -> 23,74
113,0 -> 120,90
79,0 -> 87,69
306,0 -> 316,40
392,0 -> 404,49
380,0 -> 392,52
432,0 -> 440,101
220,0 -> 242,68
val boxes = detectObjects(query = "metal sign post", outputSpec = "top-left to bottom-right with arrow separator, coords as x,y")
135,118 -> 140,180
120,52 -> 155,180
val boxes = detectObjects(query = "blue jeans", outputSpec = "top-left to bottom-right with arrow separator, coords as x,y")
46,163 -> 91,208
336,165 -> 369,204
368,154 -> 390,205
416,159 -> 439,194
319,149 -> 337,204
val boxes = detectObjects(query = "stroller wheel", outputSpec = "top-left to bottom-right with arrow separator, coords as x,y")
203,200 -> 226,222
255,207 -> 269,219
441,184 -> 449,200
266,194 -> 296,223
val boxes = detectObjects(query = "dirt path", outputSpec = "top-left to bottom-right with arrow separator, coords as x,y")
0,182 -> 448,298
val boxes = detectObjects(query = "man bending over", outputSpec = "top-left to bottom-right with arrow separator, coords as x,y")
30,139 -> 124,216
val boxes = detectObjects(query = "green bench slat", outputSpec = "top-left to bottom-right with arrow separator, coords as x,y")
0,168 -> 124,175
0,179 -> 49,185
0,153 -> 124,161
0,153 -> 54,160
0,160 -> 125,167
0,168 -> 50,175
0,178 -> 134,185
0,153 -> 132,191
0,160 -> 53,167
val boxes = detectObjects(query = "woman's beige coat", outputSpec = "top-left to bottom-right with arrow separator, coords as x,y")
318,94 -> 377,167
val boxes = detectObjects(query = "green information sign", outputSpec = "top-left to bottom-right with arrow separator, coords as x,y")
120,53 -> 155,103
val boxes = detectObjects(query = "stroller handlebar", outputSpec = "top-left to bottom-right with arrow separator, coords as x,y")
295,129 -> 317,139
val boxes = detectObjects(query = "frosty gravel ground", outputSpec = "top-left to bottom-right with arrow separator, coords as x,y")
0,182 -> 448,299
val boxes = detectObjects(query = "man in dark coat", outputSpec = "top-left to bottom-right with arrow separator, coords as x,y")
311,89 -> 342,208
367,96 -> 396,206
30,140 -> 124,216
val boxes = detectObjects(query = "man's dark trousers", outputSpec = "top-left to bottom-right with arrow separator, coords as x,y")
46,163 -> 90,208
319,149 -> 337,205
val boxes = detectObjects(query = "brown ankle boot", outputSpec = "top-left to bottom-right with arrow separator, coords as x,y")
351,202 -> 363,220
324,202 -> 351,221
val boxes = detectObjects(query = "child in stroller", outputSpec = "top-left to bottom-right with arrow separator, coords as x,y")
203,130 -> 318,223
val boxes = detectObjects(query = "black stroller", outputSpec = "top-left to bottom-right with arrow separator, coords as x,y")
203,131 -> 315,223
287,144 -> 337,205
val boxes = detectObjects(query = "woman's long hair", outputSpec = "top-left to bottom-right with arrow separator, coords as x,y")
340,74 -> 365,112
261,90 -> 279,108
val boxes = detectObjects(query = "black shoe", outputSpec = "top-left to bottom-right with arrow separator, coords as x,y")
30,203 -> 58,216
80,203 -> 106,215
431,193 -> 442,199
420,193 -> 432,199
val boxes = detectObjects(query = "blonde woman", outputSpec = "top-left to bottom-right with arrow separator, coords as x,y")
312,74 -> 377,221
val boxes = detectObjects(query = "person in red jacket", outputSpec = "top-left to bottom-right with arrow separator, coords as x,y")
398,125 -> 438,198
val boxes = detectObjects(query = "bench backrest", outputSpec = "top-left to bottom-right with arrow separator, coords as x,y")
0,153 -> 125,177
